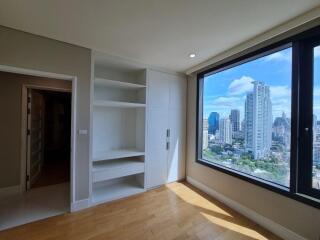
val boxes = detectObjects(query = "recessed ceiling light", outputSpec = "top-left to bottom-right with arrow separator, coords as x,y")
189,53 -> 196,58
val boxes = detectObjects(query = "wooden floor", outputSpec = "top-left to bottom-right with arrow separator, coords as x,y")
0,182 -> 281,240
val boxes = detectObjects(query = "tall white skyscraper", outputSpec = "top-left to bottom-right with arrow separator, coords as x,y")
245,81 -> 272,159
245,93 -> 254,152
219,118 -> 232,144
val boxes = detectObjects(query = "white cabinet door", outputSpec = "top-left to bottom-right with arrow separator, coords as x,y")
167,76 -> 187,183
146,70 -> 170,188
147,70 -> 170,108
146,70 -> 186,188
146,108 -> 169,188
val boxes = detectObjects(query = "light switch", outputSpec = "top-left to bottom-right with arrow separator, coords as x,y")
78,129 -> 88,135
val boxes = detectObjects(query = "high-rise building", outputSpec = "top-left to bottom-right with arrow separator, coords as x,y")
245,81 -> 272,159
313,115 -> 318,143
241,119 -> 246,133
272,112 -> 290,149
230,109 -> 240,132
203,119 -> 209,149
219,118 -> 232,144
314,142 -> 320,164
245,93 -> 254,152
313,116 -> 320,164
208,112 -> 219,134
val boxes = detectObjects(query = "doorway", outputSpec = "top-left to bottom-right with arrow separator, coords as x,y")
0,68 -> 76,231
26,89 -> 71,190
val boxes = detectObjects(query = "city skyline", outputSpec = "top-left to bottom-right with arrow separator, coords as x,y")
203,47 -> 320,120
202,80 -> 291,185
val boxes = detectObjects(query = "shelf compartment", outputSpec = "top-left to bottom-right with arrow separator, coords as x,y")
92,159 -> 144,183
93,100 -> 146,108
92,149 -> 145,162
92,175 -> 144,204
95,78 -> 146,89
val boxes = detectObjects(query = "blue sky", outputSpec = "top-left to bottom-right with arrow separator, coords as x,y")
203,47 -> 320,121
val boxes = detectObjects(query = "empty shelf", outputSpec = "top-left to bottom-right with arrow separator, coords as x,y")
92,179 -> 144,204
92,159 -> 144,182
95,78 -> 146,89
93,100 -> 146,108
92,149 -> 145,161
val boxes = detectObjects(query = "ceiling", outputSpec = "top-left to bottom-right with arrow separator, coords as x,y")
0,0 -> 320,73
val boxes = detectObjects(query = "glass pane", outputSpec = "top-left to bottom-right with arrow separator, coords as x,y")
202,47 -> 292,187
313,45 -> 320,190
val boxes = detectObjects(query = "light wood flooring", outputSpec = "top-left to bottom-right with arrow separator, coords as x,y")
0,182 -> 282,240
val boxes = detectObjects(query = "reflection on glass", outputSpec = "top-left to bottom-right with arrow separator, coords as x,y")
202,48 -> 292,187
313,46 -> 320,190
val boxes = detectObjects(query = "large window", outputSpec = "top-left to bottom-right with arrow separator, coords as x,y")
197,27 -> 320,207
201,47 -> 292,187
313,45 -> 320,191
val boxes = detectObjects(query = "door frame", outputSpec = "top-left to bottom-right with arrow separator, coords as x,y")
0,64 -> 77,208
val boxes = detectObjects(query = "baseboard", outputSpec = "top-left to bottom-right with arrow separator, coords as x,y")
71,198 -> 90,212
0,185 -> 21,198
186,176 -> 306,240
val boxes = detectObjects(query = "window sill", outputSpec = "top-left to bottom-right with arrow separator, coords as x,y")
196,158 -> 320,209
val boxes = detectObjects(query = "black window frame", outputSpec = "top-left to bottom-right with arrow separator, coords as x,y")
196,25 -> 320,208
297,35 -> 320,200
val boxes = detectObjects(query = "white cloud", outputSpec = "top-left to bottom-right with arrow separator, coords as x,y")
204,96 -> 244,118
269,85 -> 291,117
269,85 -> 291,99
228,76 -> 254,96
272,98 -> 290,105
212,96 -> 241,107
265,51 -> 291,62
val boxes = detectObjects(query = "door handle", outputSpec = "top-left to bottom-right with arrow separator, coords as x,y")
166,129 -> 170,150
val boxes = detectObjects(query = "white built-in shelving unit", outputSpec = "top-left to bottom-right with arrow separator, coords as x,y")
90,55 -> 147,205
90,52 -> 187,205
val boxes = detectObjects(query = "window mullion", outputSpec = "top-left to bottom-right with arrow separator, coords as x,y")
297,39 -> 314,195
290,41 -> 300,193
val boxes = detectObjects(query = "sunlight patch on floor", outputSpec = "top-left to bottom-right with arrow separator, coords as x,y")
201,212 -> 268,240
167,183 -> 234,218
